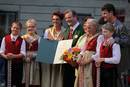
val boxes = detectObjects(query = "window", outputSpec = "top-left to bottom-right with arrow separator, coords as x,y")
0,11 -> 18,38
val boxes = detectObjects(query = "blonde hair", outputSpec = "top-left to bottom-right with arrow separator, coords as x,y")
102,22 -> 115,33
26,18 -> 37,26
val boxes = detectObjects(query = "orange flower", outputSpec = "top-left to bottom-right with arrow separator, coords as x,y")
64,50 -> 69,55
72,47 -> 80,52
62,47 -> 81,68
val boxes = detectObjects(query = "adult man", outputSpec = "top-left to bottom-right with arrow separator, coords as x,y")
63,9 -> 84,47
101,3 -> 128,46
63,9 -> 84,87
101,3 -> 129,87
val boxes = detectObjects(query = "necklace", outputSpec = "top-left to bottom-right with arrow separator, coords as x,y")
50,27 -> 61,40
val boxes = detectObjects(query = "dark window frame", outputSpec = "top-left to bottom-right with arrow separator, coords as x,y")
0,10 -> 18,36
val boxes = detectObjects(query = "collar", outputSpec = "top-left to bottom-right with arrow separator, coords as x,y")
11,34 -> 19,41
113,19 -> 122,26
71,22 -> 80,32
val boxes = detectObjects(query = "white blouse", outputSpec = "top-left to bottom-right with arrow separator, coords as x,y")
92,35 -> 121,64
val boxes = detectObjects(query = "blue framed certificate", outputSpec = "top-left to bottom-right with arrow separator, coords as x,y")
36,39 -> 72,64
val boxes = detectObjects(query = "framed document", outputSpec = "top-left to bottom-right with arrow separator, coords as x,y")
36,38 -> 73,64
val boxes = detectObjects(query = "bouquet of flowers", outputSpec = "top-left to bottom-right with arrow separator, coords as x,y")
62,47 -> 81,68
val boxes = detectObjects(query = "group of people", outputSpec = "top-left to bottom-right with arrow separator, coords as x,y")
0,18 -> 41,87
0,3 -> 129,87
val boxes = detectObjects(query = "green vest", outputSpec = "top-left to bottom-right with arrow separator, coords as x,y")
63,24 -> 85,47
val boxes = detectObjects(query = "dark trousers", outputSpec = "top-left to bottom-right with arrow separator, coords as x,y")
0,57 -> 6,84
100,67 -> 117,87
6,59 -> 23,87
63,64 -> 75,87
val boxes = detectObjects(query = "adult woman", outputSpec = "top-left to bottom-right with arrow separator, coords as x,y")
75,18 -> 99,87
44,11 -> 64,40
41,10 -> 65,87
22,19 -> 40,87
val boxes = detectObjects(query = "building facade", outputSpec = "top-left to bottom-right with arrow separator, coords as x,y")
0,0 -> 130,36
0,0 -> 130,87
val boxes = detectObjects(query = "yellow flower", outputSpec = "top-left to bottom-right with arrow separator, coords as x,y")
68,53 -> 73,59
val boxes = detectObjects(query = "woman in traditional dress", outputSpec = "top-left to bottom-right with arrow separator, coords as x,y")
41,10 -> 65,87
22,19 -> 40,87
44,11 -> 64,40
74,18 -> 99,87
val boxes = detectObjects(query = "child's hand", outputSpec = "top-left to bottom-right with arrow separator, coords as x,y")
6,53 -> 15,59
95,58 -> 105,67
95,62 -> 101,68
25,57 -> 31,62
3,55 -> 8,59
